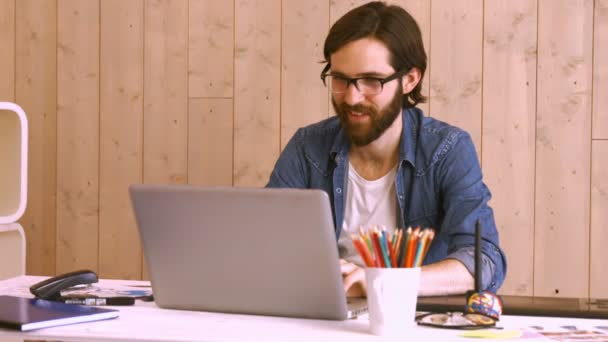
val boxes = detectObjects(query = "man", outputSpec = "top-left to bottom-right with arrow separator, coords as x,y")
266,1 -> 507,297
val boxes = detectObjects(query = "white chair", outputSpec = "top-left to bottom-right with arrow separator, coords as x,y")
0,223 -> 26,279
0,102 -> 28,280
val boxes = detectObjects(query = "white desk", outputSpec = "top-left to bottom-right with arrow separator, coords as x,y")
0,276 -> 607,342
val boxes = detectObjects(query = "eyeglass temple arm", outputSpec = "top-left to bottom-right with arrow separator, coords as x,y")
320,63 -> 331,81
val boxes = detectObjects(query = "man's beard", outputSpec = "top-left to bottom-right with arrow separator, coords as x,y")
332,85 -> 404,147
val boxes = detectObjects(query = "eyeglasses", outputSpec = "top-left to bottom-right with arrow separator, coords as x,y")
320,65 -> 408,95
416,312 -> 497,330
416,291 -> 503,330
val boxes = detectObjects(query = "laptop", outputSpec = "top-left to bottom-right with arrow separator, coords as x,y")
417,295 -> 608,319
129,184 -> 367,320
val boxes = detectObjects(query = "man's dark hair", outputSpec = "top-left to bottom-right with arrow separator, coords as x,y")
323,1 -> 427,108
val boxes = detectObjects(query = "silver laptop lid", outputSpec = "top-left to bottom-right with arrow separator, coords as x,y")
129,184 -> 351,320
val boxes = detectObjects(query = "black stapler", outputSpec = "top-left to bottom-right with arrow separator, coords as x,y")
30,269 -> 99,300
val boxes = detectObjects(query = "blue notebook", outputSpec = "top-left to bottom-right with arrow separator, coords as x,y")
0,295 -> 119,331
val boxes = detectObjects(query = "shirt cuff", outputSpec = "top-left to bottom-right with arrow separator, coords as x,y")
446,246 -> 496,291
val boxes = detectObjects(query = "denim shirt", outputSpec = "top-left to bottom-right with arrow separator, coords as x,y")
266,107 -> 507,292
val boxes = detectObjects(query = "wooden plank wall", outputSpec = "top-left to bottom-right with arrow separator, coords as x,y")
535,0 -> 593,297
56,0 -> 99,275
0,0 -> 606,297
482,0 -> 537,295
15,0 -> 58,276
591,0 -> 608,298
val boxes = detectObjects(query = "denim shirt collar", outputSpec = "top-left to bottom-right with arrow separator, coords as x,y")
400,108 -> 418,169
329,125 -> 349,165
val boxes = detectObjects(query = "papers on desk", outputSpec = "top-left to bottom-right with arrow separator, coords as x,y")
458,328 -> 608,341
60,282 -> 153,301
0,295 -> 118,331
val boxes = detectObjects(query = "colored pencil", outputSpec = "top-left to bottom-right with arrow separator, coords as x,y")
351,234 -> 375,267
397,227 -> 411,267
421,229 -> 435,262
405,227 -> 420,267
370,229 -> 385,267
379,228 -> 391,268
350,225 -> 435,268
359,226 -> 373,253
414,229 -> 429,267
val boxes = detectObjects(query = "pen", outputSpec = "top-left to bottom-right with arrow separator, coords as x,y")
60,296 -> 135,306
475,220 -> 482,292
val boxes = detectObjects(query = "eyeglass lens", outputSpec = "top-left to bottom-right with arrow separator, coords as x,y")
329,76 -> 382,95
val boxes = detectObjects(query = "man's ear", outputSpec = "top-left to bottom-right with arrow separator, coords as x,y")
401,67 -> 421,94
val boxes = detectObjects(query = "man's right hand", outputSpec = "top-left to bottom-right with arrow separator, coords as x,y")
340,259 -> 367,297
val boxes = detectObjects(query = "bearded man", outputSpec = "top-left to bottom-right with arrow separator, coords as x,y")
267,1 -> 507,298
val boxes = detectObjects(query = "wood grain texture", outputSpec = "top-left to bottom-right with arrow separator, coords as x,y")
329,0 -> 367,24
56,0 -> 100,274
234,0 -> 281,187
143,0 -> 189,281
482,0 -> 537,296
144,0 -> 188,185
590,140 -> 608,298
15,0 -> 57,276
188,98 -> 233,186
99,0 -> 144,280
593,0 -> 608,139
0,0 -> 15,101
189,0 -> 234,98
281,0 -> 329,149
429,0 -> 483,154
4,0 -> 606,292
534,0 -> 593,297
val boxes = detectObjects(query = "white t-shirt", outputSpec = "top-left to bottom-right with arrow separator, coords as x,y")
338,161 -> 398,265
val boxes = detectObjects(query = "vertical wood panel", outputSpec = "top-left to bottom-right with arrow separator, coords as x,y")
0,0 -> 15,101
7,0 -> 607,287
281,0 -> 328,149
99,0 -> 144,280
144,0 -> 188,185
234,0 -> 281,187
143,0 -> 188,280
188,99 -> 233,186
482,0 -> 537,295
16,0 -> 57,276
189,0 -> 234,98
56,0 -> 99,274
535,0 -> 593,297
430,0 -> 483,153
593,0 -> 608,139
591,141 -> 608,298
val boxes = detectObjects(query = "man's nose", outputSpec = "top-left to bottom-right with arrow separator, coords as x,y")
343,82 -> 364,106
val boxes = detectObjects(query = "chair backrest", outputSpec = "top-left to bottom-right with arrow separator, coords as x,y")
0,102 -> 28,280
0,223 -> 26,280
0,102 -> 28,225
